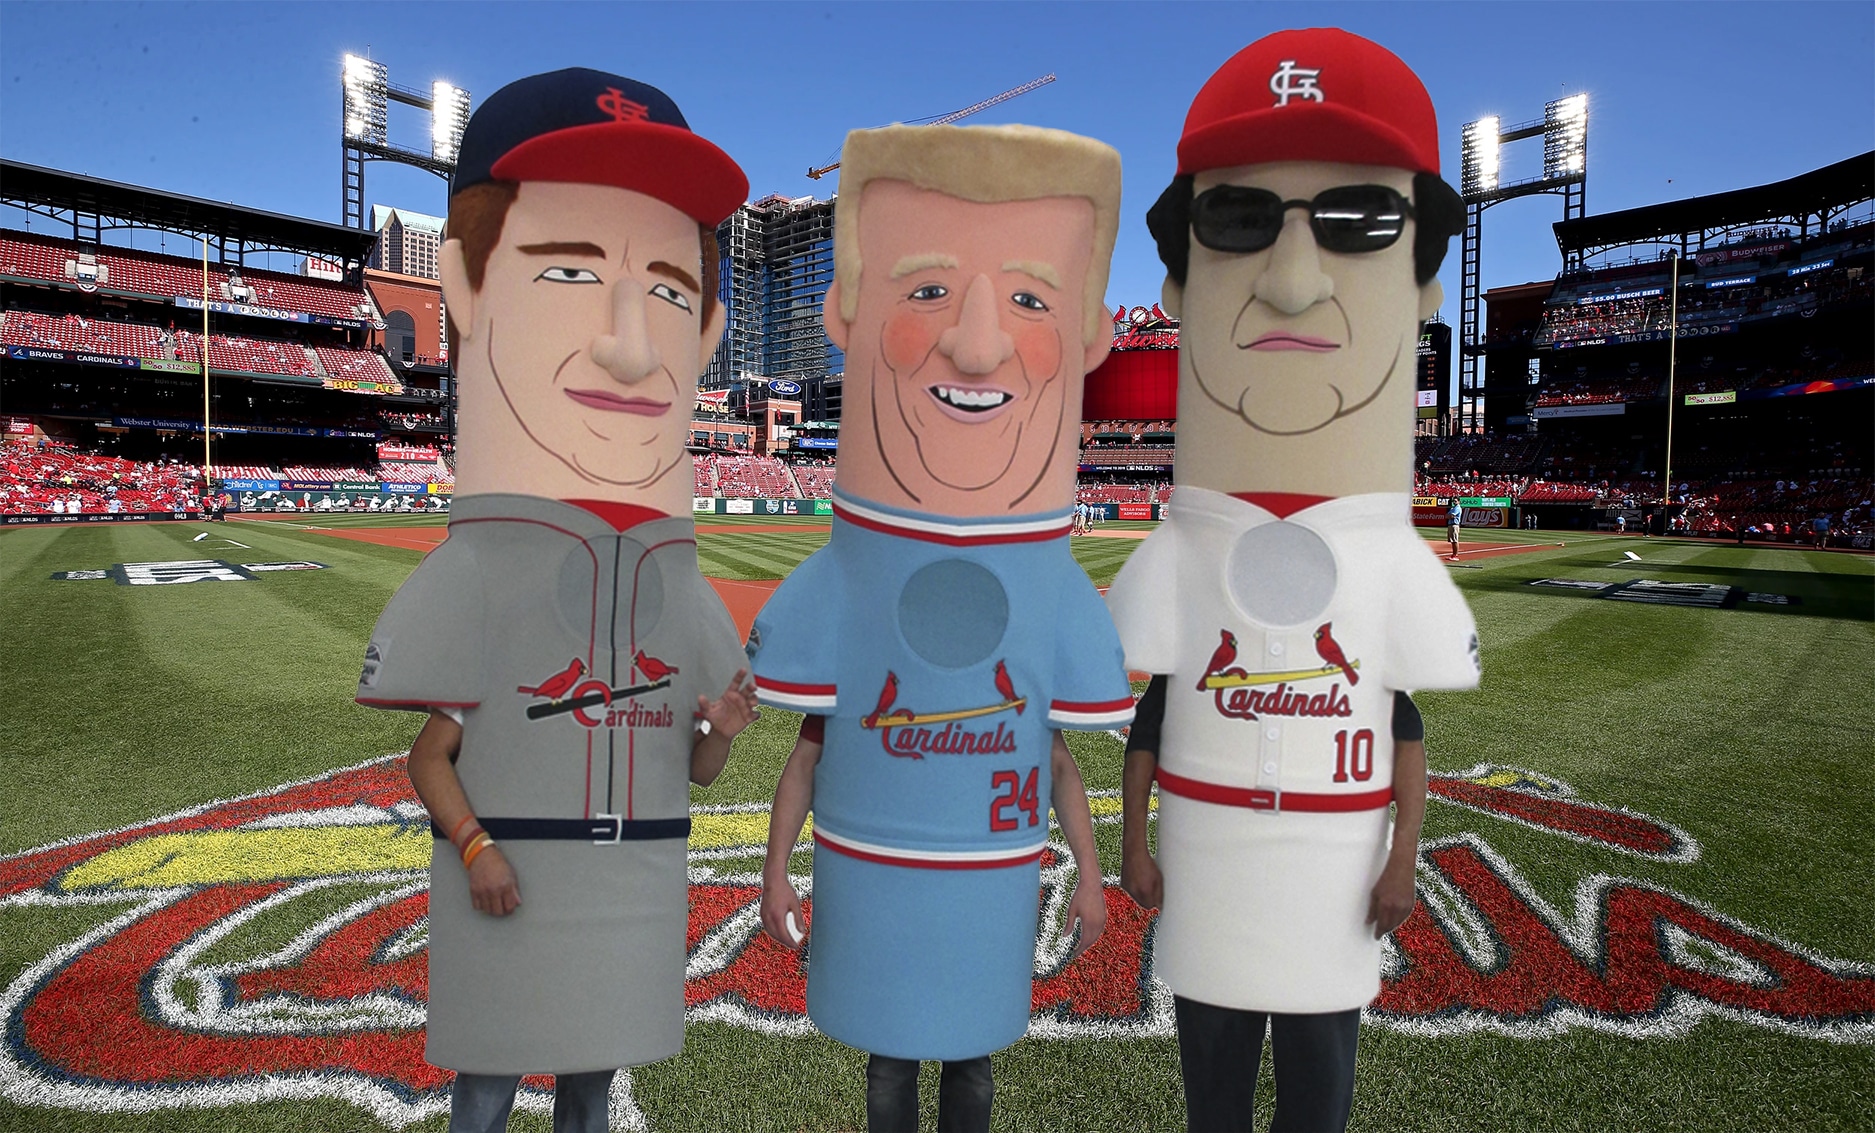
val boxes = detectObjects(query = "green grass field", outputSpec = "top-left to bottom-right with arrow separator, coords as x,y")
1,514 -> 1870,1131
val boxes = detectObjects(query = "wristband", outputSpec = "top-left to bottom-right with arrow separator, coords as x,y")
461,831 -> 495,869
449,814 -> 479,846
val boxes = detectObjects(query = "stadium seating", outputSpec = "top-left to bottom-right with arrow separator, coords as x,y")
791,463 -> 836,498
713,455 -> 798,498
0,439 -> 199,514
314,345 -> 396,383
2,310 -> 169,359
0,232 -> 372,322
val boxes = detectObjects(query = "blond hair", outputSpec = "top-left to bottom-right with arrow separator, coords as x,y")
833,124 -> 1121,344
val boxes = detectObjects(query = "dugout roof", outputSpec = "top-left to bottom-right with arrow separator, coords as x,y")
0,159 -> 378,263
1553,151 -> 1873,256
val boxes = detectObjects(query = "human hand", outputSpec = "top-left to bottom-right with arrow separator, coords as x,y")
1120,843 -> 1162,911
698,668 -> 760,740
1062,873 -> 1107,961
760,877 -> 805,950
1366,858 -> 1417,939
468,846 -> 520,917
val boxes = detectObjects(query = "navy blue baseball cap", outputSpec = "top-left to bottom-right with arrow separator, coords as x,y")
451,68 -> 748,226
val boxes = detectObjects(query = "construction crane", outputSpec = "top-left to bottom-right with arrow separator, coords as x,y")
805,74 -> 1057,180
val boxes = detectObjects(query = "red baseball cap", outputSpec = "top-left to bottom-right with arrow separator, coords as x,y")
1177,29 -> 1441,177
453,69 -> 748,227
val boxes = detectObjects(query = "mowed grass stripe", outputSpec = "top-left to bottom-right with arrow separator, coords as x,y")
0,523 -> 423,853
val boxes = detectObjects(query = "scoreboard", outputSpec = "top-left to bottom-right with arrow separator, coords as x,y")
1416,322 -> 1451,421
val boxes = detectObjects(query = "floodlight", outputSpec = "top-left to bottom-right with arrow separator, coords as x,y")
1544,94 -> 1587,179
1461,116 -> 1500,198
431,81 -> 472,165
343,54 -> 388,145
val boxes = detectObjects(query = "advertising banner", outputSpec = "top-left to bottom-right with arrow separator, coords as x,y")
814,499 -> 833,515
1575,286 -> 1662,305
279,480 -> 335,491
1741,375 -> 1875,401
1462,507 -> 1511,528
1533,403 -> 1627,419
335,480 -> 380,491
1685,391 -> 1737,406
796,437 -> 838,449
324,376 -> 404,396
694,497 -> 715,512
217,478 -> 279,491
1115,503 -> 1155,520
1460,497 -> 1514,507
380,482 -> 428,495
3,417 -> 33,434
3,511 -> 196,525
1694,241 -> 1787,267
173,295 -> 309,324
5,345 -> 137,367
138,358 -> 199,374
424,483 -> 452,496
376,442 -> 438,461
724,499 -> 754,514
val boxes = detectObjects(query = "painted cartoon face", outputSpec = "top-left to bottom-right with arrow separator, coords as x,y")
1181,161 -> 1439,436
463,181 -> 707,489
837,180 -> 1096,515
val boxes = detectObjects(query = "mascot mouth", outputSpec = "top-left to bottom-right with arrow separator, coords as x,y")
928,385 -> 1014,417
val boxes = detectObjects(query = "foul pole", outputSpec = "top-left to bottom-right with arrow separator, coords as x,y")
1662,250 -> 1680,523
201,236 -> 212,483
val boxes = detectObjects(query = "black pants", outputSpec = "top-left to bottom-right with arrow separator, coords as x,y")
1173,996 -> 1360,1133
865,1054 -> 993,1133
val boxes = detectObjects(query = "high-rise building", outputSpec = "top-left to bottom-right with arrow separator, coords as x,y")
705,194 -> 843,418
367,205 -> 445,280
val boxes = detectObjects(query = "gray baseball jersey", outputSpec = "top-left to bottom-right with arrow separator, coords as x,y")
358,493 -> 744,1074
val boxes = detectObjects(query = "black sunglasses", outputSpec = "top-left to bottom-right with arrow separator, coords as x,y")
1189,184 -> 1418,256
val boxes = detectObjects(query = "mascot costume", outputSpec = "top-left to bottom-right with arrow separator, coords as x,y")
356,69 -> 758,1133
1105,30 -> 1480,1133
748,124 -> 1133,1132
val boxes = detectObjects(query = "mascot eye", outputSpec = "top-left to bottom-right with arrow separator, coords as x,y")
650,283 -> 693,312
909,283 -> 949,302
1012,291 -> 1049,312
535,267 -> 601,285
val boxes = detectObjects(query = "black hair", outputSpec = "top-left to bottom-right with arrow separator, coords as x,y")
1145,171 -> 1465,287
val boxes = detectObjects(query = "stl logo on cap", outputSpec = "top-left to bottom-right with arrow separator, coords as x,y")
596,87 -> 650,123
1269,60 -> 1324,107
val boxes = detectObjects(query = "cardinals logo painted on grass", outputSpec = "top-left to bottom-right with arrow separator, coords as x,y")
3,758 -> 1872,1127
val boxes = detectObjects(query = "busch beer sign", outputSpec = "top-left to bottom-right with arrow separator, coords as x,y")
1,757 -> 1870,1126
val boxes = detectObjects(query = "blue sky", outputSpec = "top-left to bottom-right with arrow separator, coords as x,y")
2,0 -> 1870,331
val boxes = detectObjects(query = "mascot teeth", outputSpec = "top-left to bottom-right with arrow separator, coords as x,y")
932,386 -> 1011,411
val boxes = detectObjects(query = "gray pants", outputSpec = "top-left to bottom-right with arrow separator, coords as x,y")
448,1070 -> 616,1133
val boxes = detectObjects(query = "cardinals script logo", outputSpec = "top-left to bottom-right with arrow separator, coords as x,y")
1198,623 -> 1359,721
2,756 -> 1871,1127
517,653 -> 678,730
859,661 -> 1026,758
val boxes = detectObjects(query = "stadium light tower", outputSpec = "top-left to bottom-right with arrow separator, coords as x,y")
340,54 -> 470,229
1456,94 -> 1588,434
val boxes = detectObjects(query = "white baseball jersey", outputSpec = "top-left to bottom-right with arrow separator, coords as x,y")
1105,487 -> 1479,1012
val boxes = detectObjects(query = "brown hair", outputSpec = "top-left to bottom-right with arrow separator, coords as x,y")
444,180 -> 720,355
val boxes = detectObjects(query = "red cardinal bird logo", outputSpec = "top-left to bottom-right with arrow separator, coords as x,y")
1314,623 -> 1359,685
633,650 -> 679,684
994,659 -> 1022,713
869,671 -> 901,721
1200,629 -> 1238,691
518,658 -> 585,701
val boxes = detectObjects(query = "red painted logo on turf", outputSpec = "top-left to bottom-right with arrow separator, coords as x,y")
0,757 -> 1870,1126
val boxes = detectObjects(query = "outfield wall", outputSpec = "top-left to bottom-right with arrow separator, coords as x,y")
689,498 -> 1165,520
2,510 -> 199,525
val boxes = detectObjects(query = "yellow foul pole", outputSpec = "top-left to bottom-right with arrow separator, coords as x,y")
201,236 -> 212,487
1662,250 -> 1679,523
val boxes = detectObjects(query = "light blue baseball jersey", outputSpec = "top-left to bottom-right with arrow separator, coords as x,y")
748,488 -> 1133,1059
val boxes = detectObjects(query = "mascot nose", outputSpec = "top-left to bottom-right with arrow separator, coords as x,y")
936,274 -> 1016,375
590,283 -> 662,382
1252,212 -> 1336,316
